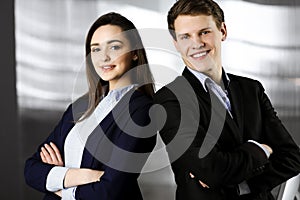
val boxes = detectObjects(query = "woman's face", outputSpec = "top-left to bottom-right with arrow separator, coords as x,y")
90,25 -> 135,90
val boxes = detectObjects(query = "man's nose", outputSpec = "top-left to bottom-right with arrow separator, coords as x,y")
192,35 -> 205,49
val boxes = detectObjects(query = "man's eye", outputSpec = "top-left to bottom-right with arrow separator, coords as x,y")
180,35 -> 189,40
201,31 -> 210,35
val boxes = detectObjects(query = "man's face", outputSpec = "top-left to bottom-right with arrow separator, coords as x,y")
173,15 -> 227,77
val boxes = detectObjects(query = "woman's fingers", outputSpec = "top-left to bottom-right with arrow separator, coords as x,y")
50,142 -> 63,166
44,143 -> 59,163
54,190 -> 62,197
40,142 -> 64,166
41,146 -> 53,164
40,150 -> 47,163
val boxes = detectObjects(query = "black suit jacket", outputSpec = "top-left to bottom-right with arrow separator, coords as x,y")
154,67 -> 300,200
25,90 -> 156,200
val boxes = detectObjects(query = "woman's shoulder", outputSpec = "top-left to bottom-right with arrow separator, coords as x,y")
72,93 -> 89,106
112,89 -> 153,117
65,94 -> 89,121
129,89 -> 153,106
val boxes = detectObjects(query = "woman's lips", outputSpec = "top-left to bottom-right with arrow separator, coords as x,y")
100,65 -> 116,72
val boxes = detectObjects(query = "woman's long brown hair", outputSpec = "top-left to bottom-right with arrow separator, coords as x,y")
80,12 -> 154,121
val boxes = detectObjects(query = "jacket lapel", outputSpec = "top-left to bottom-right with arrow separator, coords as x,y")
82,89 -> 141,168
182,68 -> 243,144
182,68 -> 211,105
227,75 -> 244,140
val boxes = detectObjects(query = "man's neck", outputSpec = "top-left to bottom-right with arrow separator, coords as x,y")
201,67 -> 223,86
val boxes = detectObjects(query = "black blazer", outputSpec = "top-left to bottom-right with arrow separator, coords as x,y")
24,90 -> 156,200
154,67 -> 300,200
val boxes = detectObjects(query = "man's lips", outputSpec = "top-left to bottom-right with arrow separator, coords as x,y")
190,50 -> 210,59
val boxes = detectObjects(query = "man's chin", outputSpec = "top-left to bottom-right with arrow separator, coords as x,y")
188,63 -> 207,73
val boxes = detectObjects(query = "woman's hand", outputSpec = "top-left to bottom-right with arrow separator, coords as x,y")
54,190 -> 62,197
40,142 -> 64,166
40,142 -> 104,188
64,168 -> 105,188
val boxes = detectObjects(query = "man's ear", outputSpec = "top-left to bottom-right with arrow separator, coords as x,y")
173,39 -> 180,52
221,22 -> 227,41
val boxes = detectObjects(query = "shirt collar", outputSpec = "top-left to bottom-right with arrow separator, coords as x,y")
107,84 -> 137,102
187,67 -> 230,92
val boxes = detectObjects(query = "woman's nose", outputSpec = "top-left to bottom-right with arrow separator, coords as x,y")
102,54 -> 110,62
100,50 -> 111,62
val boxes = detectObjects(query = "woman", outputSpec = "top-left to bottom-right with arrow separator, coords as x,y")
24,12 -> 156,200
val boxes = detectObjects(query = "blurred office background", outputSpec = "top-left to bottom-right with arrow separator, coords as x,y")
1,0 -> 299,199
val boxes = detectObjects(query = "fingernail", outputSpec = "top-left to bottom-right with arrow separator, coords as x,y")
189,173 -> 195,178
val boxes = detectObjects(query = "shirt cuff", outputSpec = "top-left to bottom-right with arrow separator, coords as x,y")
62,187 -> 77,200
46,166 -> 69,192
238,180 -> 251,195
247,140 -> 270,158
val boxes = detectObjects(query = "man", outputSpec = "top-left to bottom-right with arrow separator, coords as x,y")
153,0 -> 300,199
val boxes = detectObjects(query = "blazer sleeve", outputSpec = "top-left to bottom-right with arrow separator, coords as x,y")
75,97 -> 156,200
246,81 -> 300,193
24,103 -> 75,193
153,86 -> 269,189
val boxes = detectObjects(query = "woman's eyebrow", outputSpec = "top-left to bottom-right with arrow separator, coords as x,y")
90,39 -> 124,47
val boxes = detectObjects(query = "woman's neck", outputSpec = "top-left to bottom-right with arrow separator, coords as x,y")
109,77 -> 133,91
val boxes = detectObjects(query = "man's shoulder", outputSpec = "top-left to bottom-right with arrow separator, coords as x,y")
155,74 -> 188,91
154,77 -> 178,101
228,73 -> 265,95
154,75 -> 196,103
228,73 -> 261,85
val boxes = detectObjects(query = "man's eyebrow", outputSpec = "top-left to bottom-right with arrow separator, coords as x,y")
176,27 -> 212,37
177,33 -> 189,37
199,27 -> 212,32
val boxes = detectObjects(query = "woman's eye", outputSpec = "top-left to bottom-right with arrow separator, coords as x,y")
91,47 -> 101,53
110,45 -> 121,50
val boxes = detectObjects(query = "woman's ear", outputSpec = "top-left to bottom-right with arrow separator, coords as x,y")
133,54 -> 138,61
